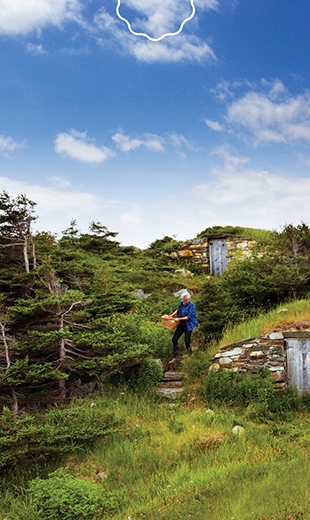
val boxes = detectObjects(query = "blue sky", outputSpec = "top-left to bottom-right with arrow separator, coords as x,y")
1,0 -> 310,247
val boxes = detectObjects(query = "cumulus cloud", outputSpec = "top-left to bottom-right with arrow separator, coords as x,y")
0,135 -> 25,154
117,0 -> 218,39
54,130 -> 115,164
0,0 -> 83,35
213,79 -> 310,146
0,175 -> 122,241
112,131 -> 165,152
191,146 -> 310,228
95,5 -> 216,63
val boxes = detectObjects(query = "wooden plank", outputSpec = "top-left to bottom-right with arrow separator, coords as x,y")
284,331 -> 310,339
287,339 -> 310,394
303,340 -> 310,392
287,339 -> 303,395
209,239 -> 228,276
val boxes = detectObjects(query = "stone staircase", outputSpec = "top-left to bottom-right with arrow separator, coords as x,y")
156,371 -> 185,398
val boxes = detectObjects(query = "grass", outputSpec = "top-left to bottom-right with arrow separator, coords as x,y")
219,298 -> 310,348
2,299 -> 310,519
2,390 -> 310,519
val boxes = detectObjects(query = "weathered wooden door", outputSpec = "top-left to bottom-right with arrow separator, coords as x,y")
286,338 -> 310,394
209,239 -> 228,276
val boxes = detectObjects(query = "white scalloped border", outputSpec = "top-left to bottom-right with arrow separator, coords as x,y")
116,0 -> 196,42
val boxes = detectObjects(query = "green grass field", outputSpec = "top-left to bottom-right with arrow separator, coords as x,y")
2,299 -> 310,519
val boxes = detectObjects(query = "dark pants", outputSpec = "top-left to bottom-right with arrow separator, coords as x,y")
172,322 -> 192,357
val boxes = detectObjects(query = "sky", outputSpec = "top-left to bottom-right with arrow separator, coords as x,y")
1,0 -> 310,248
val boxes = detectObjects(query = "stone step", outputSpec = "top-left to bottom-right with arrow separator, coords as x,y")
156,386 -> 184,397
158,381 -> 183,388
161,372 -> 185,382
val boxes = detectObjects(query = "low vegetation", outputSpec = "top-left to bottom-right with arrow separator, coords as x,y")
2,191 -> 310,519
1,390 -> 310,519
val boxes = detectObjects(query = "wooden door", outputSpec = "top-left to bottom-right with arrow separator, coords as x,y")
287,339 -> 310,395
209,239 -> 228,276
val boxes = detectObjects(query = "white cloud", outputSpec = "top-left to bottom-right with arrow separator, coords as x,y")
0,135 -> 25,154
124,34 -> 215,63
169,133 -> 191,148
120,212 -> 142,228
47,176 -> 71,189
191,146 -> 310,229
26,43 -> 47,54
0,175 -> 123,241
205,119 -> 224,132
0,0 -> 83,35
95,7 -> 216,63
54,130 -> 115,164
112,131 -> 165,152
221,80 -> 310,145
117,0 -> 218,39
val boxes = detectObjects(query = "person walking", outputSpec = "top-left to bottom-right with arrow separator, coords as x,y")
168,291 -> 198,364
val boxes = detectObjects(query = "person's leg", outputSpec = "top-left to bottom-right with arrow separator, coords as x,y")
184,328 -> 192,354
170,324 -> 185,361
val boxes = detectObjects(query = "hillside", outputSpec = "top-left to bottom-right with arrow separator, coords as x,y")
2,193 -> 310,518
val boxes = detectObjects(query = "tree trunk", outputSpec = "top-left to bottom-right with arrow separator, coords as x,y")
58,317 -> 66,400
23,237 -> 30,273
1,321 -> 10,368
58,378 -> 67,402
31,235 -> 37,269
1,322 -> 18,414
11,387 -> 18,416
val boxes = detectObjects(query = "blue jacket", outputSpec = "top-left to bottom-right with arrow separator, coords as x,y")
177,300 -> 199,331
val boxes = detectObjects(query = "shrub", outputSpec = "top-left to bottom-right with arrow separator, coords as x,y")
28,468 -> 123,519
136,358 -> 163,391
0,405 -> 117,470
204,369 -> 299,418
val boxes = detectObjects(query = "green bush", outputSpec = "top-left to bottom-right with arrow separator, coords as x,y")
0,405 -> 117,470
204,369 -> 299,418
28,468 -> 123,519
136,358 -> 163,390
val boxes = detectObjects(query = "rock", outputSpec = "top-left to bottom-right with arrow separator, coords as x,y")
156,387 -> 183,398
209,363 -> 220,371
174,269 -> 193,276
214,347 -> 243,359
205,408 -> 214,414
133,289 -> 151,299
269,332 -> 284,340
232,425 -> 245,436
173,288 -> 188,297
249,351 -> 265,359
269,370 -> 285,382
218,356 -> 233,368
273,382 -> 286,390
158,381 -> 183,388
161,372 -> 185,381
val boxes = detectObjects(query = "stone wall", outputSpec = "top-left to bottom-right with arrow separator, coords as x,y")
177,235 -> 255,273
210,332 -> 287,389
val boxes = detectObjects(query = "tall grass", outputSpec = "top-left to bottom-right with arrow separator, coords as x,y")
220,298 -> 310,348
70,394 -> 310,520
1,391 -> 310,519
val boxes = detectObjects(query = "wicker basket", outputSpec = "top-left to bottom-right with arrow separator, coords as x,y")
162,315 -> 178,330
